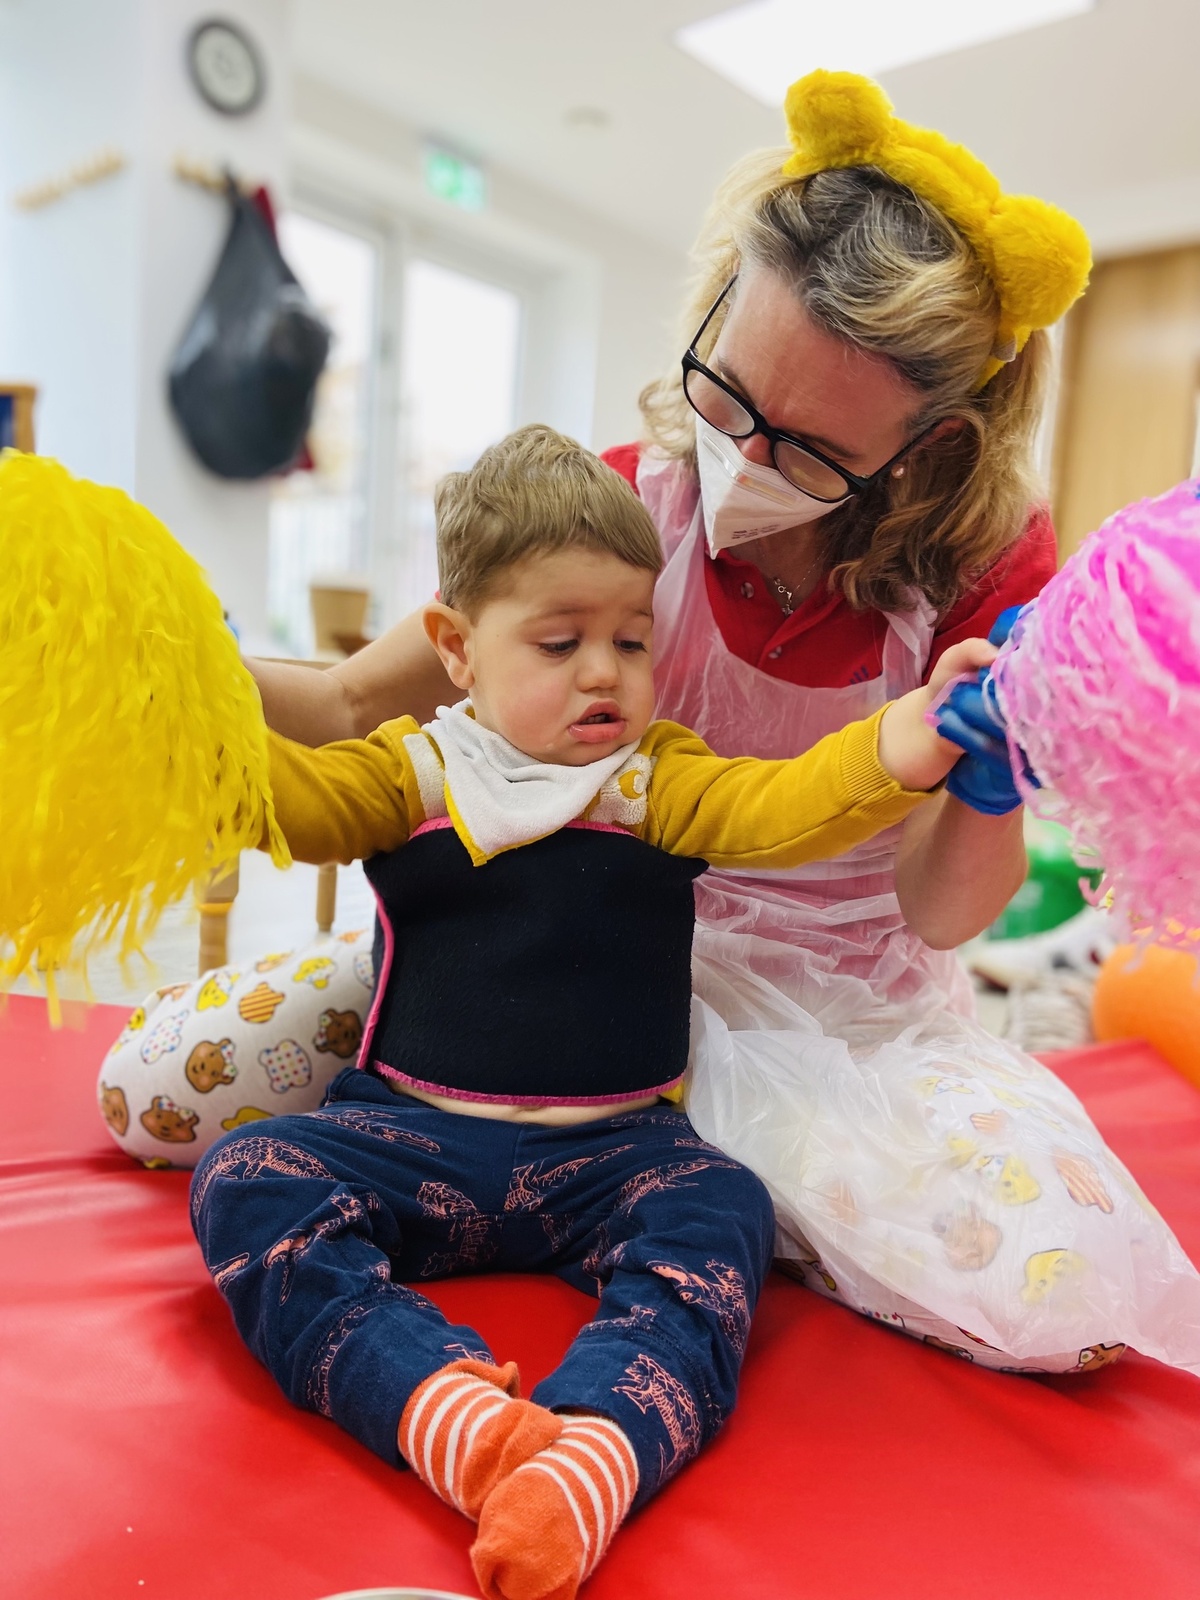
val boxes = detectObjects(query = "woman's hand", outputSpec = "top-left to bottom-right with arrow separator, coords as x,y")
877,638 -> 998,792
932,605 -> 1034,816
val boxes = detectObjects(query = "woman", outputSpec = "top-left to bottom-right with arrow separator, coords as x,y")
238,74 -> 1200,1374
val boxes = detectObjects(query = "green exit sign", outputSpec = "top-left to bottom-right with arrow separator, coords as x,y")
423,143 -> 486,211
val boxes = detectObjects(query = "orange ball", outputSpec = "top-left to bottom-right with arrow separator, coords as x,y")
1093,943 -> 1200,1088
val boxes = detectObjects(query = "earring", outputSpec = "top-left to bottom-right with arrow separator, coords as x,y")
892,464 -> 906,479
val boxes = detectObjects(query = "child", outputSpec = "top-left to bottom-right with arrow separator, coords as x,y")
191,425 -> 993,1600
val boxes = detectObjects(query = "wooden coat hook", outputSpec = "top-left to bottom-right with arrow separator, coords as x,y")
12,147 -> 127,211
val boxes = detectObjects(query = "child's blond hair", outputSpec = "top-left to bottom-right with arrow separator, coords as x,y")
435,425 -> 663,615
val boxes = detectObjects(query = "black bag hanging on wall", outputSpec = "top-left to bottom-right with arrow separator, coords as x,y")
168,181 -> 331,480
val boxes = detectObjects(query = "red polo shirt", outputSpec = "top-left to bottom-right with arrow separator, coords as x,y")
602,442 -> 1057,687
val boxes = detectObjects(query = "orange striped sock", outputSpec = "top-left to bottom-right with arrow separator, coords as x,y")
470,1413 -> 639,1600
398,1359 -> 563,1520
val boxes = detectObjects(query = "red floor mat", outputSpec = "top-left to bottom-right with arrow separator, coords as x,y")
3,993 -> 1200,1600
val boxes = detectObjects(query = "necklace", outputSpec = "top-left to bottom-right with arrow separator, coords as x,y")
767,553 -> 821,617
769,573 -> 798,616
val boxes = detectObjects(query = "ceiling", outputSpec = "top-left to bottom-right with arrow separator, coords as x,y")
294,0 -> 1200,259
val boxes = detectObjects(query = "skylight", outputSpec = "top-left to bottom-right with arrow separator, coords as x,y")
676,0 -> 1096,107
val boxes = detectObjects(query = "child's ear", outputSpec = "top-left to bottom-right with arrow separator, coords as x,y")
423,602 -> 475,691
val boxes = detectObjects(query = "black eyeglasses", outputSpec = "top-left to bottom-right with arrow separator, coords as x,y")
682,276 -> 932,503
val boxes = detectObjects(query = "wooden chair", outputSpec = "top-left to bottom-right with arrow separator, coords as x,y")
195,608 -> 371,974
194,658 -> 338,976
195,858 -> 339,976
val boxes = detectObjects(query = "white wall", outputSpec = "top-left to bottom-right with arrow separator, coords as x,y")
0,0 -> 142,487
133,0 -> 291,650
0,0 -> 291,648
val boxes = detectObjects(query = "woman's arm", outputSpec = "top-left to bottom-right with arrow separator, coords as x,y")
246,608 -> 454,747
893,519 -> 1051,947
894,791 -> 1027,950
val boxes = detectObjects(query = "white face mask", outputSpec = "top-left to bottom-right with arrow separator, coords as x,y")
695,415 -> 849,557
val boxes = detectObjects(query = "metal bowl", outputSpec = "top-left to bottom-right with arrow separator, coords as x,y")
315,1591 -> 477,1600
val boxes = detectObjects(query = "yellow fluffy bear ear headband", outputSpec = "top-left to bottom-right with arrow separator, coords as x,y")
781,70 -> 1092,388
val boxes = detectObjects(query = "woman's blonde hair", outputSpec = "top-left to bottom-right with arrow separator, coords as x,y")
640,153 -> 1053,614
436,424 -> 663,615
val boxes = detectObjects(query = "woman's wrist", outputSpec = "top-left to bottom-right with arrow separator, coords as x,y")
896,792 -> 1026,947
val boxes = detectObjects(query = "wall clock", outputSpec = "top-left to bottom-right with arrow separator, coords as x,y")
187,19 -> 265,117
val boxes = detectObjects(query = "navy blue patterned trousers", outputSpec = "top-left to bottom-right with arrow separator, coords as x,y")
190,1068 -> 774,1504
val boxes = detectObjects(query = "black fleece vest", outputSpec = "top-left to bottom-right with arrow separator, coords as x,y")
363,822 -> 706,1103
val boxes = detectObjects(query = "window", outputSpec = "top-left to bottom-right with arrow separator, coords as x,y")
267,212 -> 379,656
393,259 -> 521,617
267,213 -> 527,653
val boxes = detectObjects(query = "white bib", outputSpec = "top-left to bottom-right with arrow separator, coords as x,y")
424,700 -> 638,863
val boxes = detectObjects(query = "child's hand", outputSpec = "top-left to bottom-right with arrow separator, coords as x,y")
926,637 -> 1000,700
878,639 -> 999,792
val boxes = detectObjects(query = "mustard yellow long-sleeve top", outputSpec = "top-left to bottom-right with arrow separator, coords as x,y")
265,704 -> 931,871
263,707 -> 934,1112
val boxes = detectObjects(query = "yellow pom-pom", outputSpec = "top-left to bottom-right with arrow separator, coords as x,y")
782,70 -> 892,173
987,194 -> 1092,332
0,452 -> 288,1010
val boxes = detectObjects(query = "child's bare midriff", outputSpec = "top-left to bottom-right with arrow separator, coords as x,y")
395,1082 -> 662,1125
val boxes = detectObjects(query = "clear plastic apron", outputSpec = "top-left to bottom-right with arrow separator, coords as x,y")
640,451 -> 1200,1374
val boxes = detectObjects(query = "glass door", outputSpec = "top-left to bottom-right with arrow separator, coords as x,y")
392,258 -> 522,617
267,212 -> 380,656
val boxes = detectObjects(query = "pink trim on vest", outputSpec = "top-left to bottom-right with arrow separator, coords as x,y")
370,1058 -> 683,1108
409,815 -> 634,844
354,887 -> 394,1072
411,817 -> 454,838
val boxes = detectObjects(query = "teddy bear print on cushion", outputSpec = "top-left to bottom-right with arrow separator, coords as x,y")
258,1038 -> 314,1093
140,1094 -> 200,1142
96,929 -> 374,1168
185,1039 -> 238,1094
313,1008 -> 363,1059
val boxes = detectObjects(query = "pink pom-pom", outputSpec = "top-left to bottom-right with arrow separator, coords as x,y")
991,479 -> 1200,944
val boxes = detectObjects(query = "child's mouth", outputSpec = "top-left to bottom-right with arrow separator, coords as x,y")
569,703 -> 627,743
